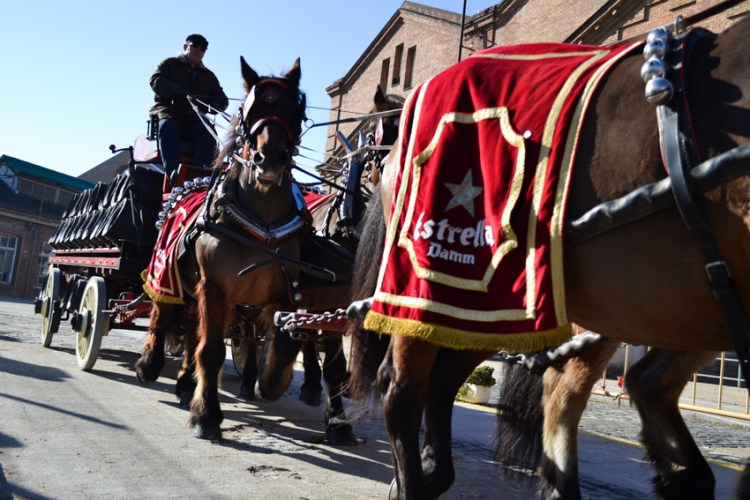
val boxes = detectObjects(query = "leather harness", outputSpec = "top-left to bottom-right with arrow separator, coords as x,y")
657,27 -> 750,390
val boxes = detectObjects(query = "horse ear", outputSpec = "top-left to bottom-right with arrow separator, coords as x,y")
374,85 -> 387,107
240,56 -> 260,94
284,58 -> 301,88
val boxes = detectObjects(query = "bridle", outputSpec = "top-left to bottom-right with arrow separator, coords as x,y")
233,77 -> 306,172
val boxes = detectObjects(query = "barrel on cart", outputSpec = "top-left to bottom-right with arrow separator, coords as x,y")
34,142 -> 209,371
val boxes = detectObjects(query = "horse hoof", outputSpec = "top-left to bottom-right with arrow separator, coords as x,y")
178,391 -> 193,409
239,384 -> 256,401
299,386 -> 322,407
192,423 -> 222,440
135,369 -> 151,387
325,418 -> 358,446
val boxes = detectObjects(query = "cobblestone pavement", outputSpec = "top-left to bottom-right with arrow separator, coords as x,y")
477,360 -> 750,470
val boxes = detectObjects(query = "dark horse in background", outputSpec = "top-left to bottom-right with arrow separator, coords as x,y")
348,17 -> 750,500
136,57 -> 313,440
251,85 -> 405,443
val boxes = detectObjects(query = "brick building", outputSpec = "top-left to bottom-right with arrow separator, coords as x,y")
0,156 -> 93,299
325,0 -> 750,158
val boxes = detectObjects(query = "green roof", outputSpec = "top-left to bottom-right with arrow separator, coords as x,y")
0,155 -> 95,191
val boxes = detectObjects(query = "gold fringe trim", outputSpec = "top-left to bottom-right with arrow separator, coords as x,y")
362,311 -> 571,353
140,270 -> 185,305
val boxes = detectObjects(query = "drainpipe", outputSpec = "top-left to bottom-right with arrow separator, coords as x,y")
458,0 -> 468,62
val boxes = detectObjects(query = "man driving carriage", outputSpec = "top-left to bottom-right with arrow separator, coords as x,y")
149,34 -> 228,184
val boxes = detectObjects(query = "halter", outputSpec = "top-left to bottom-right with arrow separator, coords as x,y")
236,77 -> 305,156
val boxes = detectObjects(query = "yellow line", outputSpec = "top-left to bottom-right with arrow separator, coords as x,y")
454,402 -> 743,471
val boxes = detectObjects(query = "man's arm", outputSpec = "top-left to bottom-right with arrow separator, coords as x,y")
150,59 -> 185,99
209,73 -> 229,112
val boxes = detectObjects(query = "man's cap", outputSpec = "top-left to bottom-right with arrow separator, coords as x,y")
186,34 -> 208,50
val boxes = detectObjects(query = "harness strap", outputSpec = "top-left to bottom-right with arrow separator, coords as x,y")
196,218 -> 348,283
658,29 -> 750,391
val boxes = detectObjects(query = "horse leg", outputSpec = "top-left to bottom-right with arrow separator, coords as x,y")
135,302 -> 172,385
299,339 -> 323,407
540,338 -> 621,500
421,348 -> 495,498
381,336 -> 440,500
255,324 -> 303,403
238,335 -> 259,401
189,279 -> 229,440
625,348 -> 718,500
322,335 -> 357,445
175,316 -> 198,408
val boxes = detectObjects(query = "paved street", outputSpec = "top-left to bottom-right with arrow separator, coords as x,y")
0,297 -> 745,499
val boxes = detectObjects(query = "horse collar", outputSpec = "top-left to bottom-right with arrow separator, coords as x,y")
217,177 -> 308,243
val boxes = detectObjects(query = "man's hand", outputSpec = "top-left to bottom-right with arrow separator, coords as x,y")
173,88 -> 189,105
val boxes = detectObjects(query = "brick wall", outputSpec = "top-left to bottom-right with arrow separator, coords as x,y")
326,5 -> 462,154
603,0 -> 750,43
0,215 -> 56,299
326,0 -> 750,157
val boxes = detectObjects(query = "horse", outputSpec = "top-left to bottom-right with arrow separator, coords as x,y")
250,86 -> 406,445
347,16 -> 750,500
135,56 -> 308,440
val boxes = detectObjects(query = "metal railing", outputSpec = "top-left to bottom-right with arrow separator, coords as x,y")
593,344 -> 750,421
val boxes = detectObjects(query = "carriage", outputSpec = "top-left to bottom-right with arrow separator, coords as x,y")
32,84 -> 396,378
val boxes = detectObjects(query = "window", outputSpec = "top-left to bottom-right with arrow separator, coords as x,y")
17,179 -> 72,205
0,234 -> 18,284
380,58 -> 390,94
392,44 -> 404,86
0,163 -> 17,190
404,46 -> 417,89
36,244 -> 53,288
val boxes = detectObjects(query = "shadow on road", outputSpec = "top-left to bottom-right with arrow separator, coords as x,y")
0,463 -> 55,500
0,353 -> 70,382
0,392 -> 128,430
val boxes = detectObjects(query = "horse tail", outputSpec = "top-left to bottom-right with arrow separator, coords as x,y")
345,185 -> 390,404
495,361 -> 545,483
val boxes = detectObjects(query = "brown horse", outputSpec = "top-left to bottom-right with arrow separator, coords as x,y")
348,17 -> 750,500
251,87 -> 406,444
136,57 -> 308,440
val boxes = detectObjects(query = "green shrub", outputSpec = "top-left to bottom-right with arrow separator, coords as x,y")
465,365 -> 495,386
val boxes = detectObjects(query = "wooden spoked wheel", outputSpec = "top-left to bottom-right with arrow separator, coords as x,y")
40,267 -> 61,348
75,277 -> 109,371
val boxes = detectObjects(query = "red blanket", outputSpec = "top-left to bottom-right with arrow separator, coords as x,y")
142,190 -> 207,304
364,42 -> 640,352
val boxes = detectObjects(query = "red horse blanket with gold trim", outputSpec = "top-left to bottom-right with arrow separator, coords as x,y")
364,42 -> 640,352
142,190 -> 207,304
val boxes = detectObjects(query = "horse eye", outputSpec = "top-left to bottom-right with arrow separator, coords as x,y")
393,117 -> 399,126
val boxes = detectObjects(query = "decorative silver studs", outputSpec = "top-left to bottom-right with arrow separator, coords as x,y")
645,78 -> 674,106
642,27 -> 674,107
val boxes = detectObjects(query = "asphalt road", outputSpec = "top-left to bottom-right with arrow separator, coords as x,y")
0,297 -> 744,499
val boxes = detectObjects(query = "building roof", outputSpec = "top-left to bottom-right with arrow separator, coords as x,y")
0,155 -> 94,191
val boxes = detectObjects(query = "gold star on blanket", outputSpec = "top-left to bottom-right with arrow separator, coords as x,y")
444,169 -> 483,217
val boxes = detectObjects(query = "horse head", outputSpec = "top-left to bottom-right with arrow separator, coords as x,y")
235,57 -> 306,191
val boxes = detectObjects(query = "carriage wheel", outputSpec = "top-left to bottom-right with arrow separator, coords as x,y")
230,324 -> 263,377
165,337 -> 184,357
40,267 -> 61,348
74,277 -> 109,371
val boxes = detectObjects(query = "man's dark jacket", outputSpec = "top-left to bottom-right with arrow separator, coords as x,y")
149,53 -> 228,121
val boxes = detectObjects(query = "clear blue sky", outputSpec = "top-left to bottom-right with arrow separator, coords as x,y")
0,0 -> 496,182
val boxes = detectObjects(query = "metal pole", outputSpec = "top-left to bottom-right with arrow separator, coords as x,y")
458,0 -> 468,62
